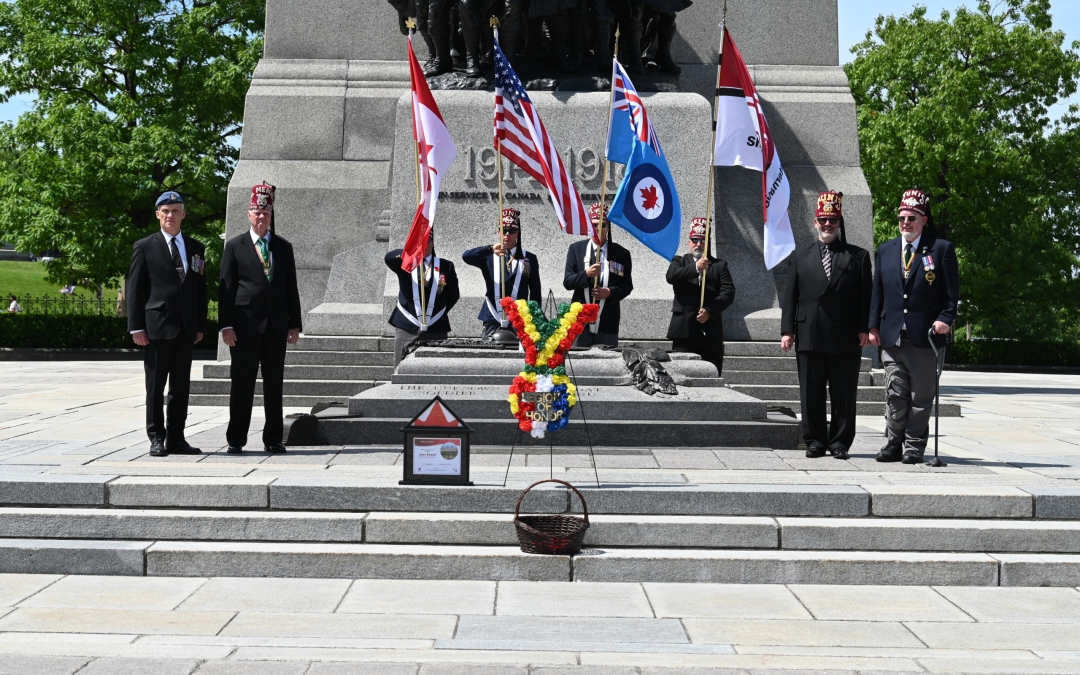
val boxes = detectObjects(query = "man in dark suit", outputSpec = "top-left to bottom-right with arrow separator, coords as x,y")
564,203 -> 633,347
386,230 -> 461,365
781,192 -> 873,459
869,189 -> 960,463
462,207 -> 541,339
127,191 -> 208,457
219,183 -> 303,454
666,217 -> 736,376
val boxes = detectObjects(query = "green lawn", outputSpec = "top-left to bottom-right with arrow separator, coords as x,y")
0,261 -> 119,302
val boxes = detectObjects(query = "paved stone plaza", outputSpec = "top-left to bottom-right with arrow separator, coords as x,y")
0,361 -> 1078,672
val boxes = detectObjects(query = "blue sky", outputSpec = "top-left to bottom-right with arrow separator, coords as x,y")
0,1 -> 1077,124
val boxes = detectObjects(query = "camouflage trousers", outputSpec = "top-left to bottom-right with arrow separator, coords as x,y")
881,336 -> 939,453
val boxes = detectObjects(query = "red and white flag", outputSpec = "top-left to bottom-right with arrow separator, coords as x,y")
493,33 -> 593,239
712,29 -> 795,270
402,35 -> 458,273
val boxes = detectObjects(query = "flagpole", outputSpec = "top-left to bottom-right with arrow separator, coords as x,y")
408,19 -> 428,329
595,27 -> 620,293
492,18 -> 508,324
701,2 -> 727,309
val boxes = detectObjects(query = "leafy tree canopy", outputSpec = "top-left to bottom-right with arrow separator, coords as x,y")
846,0 -> 1080,340
0,0 -> 265,293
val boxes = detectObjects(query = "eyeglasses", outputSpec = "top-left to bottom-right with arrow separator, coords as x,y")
898,216 -> 920,223
816,217 -> 839,225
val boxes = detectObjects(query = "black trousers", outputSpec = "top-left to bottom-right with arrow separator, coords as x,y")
795,351 -> 862,450
672,334 -> 725,377
227,331 -> 288,448
144,330 -> 194,444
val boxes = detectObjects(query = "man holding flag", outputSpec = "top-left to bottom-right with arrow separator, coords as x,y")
711,26 -> 796,270
386,27 -> 460,366
564,203 -> 634,347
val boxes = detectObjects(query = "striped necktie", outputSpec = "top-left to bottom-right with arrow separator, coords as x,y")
820,242 -> 833,279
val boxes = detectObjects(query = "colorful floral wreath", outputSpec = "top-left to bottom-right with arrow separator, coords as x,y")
500,297 -> 600,438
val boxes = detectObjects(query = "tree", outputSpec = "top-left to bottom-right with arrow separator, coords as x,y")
0,0 -> 265,294
845,0 -> 1080,340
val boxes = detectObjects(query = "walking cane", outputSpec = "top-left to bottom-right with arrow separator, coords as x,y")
925,327 -> 948,468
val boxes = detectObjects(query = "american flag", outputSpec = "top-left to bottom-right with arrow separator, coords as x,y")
493,36 -> 592,238
611,60 -> 662,157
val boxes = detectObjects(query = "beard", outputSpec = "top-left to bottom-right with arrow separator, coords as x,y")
692,249 -> 704,260
818,230 -> 838,244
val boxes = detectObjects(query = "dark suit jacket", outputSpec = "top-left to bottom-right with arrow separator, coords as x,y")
780,240 -> 873,356
666,253 -> 736,340
870,234 -> 960,349
218,231 -> 303,339
386,249 -> 460,334
127,231 -> 208,341
563,239 -> 633,335
462,246 -> 542,323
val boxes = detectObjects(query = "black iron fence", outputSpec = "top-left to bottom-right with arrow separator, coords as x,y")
9,295 -> 219,321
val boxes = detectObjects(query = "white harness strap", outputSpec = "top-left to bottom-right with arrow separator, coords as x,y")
585,241 -> 609,334
399,256 -> 445,331
488,248 -> 526,326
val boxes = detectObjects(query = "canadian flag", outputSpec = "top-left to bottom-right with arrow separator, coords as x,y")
402,35 -> 458,273
712,29 -> 796,270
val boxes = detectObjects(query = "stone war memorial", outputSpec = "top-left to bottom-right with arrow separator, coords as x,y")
193,0 -> 920,445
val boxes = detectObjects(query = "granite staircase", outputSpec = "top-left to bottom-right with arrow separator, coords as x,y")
190,335 -> 394,408
1,475 -> 1078,585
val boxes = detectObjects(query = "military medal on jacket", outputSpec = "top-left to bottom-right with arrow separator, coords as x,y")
923,254 -> 936,286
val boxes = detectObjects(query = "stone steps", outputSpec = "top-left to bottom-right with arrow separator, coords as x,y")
190,394 -> 350,407
3,508 -> 1079,554
723,356 -> 872,372
5,477 -> 1077,519
203,363 -> 395,381
317,416 -> 801,448
761,400 -> 962,417
191,379 -> 378,396
2,538 -> 1076,585
289,335 -> 392,352
723,371 -> 874,386
732,384 -> 886,402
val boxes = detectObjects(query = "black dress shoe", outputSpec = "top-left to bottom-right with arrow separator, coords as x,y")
902,449 -> 925,464
149,443 -> 168,457
876,443 -> 903,463
805,444 -> 827,458
226,445 -> 244,455
166,441 -> 202,455
829,445 -> 850,460
264,443 -> 287,454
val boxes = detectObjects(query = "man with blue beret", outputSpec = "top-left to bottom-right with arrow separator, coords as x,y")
869,189 -> 960,464
127,190 -> 208,457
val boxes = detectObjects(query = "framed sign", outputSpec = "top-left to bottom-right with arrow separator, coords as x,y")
400,395 -> 473,486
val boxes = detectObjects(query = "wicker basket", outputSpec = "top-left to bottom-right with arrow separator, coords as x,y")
513,479 -> 590,555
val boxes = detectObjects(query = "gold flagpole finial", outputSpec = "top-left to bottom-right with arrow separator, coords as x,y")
405,16 -> 417,30
489,16 -> 500,29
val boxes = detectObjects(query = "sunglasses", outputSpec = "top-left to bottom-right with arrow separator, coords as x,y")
816,217 -> 839,225
689,237 -> 705,244
502,228 -> 519,234
898,215 -> 920,223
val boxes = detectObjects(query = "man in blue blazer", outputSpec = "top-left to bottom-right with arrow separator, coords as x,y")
462,208 -> 542,339
869,189 -> 960,463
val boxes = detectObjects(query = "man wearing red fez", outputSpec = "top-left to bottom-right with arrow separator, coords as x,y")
869,189 -> 960,463
665,217 -> 736,375
780,191 -> 873,459
127,190 -> 209,457
218,182 -> 303,455
386,227 -> 461,366
462,207 -> 542,339
564,202 -> 634,347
